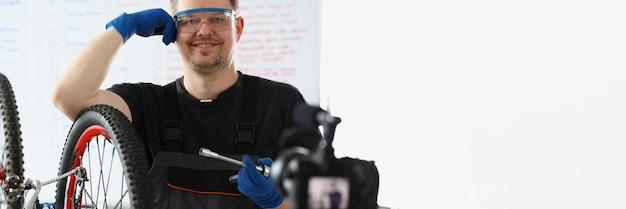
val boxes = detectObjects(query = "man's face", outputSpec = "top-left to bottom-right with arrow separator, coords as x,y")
174,0 -> 243,73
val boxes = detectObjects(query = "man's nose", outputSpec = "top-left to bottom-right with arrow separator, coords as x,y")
198,21 -> 214,34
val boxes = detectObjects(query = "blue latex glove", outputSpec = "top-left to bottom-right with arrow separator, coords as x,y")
105,8 -> 176,45
237,155 -> 284,208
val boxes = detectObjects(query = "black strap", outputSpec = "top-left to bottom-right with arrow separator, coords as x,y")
162,75 -> 258,154
163,81 -> 182,152
235,75 -> 258,154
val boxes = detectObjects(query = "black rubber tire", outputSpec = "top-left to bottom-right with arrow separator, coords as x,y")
0,73 -> 24,209
55,104 -> 155,209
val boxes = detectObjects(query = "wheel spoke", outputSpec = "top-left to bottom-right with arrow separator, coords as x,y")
55,105 -> 155,209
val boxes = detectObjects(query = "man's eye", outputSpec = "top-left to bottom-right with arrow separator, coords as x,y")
210,18 -> 225,23
186,18 -> 202,25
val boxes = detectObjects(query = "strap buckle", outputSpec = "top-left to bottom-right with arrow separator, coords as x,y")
235,122 -> 255,144
164,120 -> 183,142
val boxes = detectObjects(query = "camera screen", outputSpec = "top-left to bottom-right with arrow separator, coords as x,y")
306,176 -> 350,209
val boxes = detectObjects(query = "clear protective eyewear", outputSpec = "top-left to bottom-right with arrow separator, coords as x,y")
174,8 -> 237,33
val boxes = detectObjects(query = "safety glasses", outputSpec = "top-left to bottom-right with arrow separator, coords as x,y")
174,8 -> 237,33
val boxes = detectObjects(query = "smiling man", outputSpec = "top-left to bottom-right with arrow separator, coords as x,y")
51,0 -> 317,208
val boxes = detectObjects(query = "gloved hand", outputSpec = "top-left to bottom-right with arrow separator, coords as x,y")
105,8 -> 176,45
237,155 -> 284,208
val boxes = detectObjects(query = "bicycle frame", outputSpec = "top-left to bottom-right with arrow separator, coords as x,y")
1,165 -> 84,209
23,179 -> 40,209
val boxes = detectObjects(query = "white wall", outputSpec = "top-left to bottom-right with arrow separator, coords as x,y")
319,0 -> 626,208
3,0 -> 626,208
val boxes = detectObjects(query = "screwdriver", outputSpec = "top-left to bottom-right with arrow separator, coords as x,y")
198,148 -> 271,181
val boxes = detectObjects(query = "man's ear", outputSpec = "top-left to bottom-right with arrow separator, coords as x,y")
235,16 -> 244,41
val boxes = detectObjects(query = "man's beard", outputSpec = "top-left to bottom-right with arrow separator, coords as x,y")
190,52 -> 226,75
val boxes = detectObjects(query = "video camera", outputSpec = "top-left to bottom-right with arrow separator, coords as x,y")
271,104 -> 380,209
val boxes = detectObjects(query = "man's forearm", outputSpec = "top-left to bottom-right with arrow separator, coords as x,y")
51,28 -> 124,119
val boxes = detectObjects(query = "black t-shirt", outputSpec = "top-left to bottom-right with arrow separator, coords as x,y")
108,72 -> 312,165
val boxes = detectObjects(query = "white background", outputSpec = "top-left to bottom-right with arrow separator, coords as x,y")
319,0 -> 626,208
2,0 -> 626,208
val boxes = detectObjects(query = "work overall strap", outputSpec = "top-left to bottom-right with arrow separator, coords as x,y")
162,75 -> 259,153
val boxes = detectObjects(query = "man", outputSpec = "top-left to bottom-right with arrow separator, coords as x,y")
51,0 -> 315,208
327,182 -> 343,209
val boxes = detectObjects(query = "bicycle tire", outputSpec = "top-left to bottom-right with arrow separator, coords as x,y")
0,73 -> 24,209
55,104 -> 155,209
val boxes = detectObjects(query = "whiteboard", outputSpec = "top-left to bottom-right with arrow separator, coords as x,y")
0,0 -> 320,203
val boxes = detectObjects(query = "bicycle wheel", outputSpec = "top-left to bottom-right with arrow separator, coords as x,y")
0,73 -> 24,209
55,104 -> 155,209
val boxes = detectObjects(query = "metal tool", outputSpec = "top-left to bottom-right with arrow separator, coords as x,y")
199,148 -> 270,177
